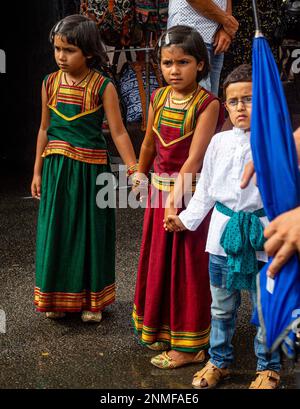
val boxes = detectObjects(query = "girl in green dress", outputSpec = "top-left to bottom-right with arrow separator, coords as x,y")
31,14 -> 137,322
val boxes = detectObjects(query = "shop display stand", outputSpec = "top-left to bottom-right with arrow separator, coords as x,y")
106,44 -> 155,123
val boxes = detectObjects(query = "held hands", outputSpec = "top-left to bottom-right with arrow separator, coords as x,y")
163,214 -> 187,233
31,174 -> 42,200
163,196 -> 186,232
131,172 -> 149,203
164,199 -> 178,232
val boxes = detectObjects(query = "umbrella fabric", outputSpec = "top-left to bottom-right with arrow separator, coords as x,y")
251,35 -> 300,358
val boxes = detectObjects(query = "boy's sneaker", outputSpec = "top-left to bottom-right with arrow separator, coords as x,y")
81,311 -> 102,323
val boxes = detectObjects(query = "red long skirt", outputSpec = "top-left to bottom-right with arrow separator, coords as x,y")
132,188 -> 211,352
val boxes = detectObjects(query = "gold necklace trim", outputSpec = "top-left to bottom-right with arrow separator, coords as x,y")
170,88 -> 198,105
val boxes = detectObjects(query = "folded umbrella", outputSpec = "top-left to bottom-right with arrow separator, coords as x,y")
251,0 -> 300,358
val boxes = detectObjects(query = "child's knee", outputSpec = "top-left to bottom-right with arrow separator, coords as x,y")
210,285 -> 241,320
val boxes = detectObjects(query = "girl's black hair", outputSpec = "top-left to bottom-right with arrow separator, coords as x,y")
155,25 -> 210,82
49,14 -> 108,68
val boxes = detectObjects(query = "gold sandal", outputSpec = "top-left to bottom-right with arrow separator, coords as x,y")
81,311 -> 102,323
45,312 -> 66,319
146,342 -> 169,351
249,370 -> 280,389
192,361 -> 230,389
151,350 -> 205,369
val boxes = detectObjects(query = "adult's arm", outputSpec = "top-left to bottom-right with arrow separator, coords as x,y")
187,0 -> 239,37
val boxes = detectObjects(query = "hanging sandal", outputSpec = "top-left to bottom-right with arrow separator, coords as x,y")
147,342 -> 169,351
192,361 -> 230,389
45,312 -> 66,319
150,350 -> 205,369
249,370 -> 280,389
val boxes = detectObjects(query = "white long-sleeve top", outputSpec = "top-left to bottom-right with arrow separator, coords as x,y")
179,127 -> 268,262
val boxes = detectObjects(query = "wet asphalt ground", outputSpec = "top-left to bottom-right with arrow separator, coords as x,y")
0,163 -> 297,392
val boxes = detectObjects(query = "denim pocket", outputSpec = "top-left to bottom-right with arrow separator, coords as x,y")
209,254 -> 228,289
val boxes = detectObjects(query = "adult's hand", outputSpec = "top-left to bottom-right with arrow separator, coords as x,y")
241,128 -> 300,189
222,14 -> 239,38
240,161 -> 255,188
264,207 -> 300,277
213,28 -> 232,54
241,127 -> 300,277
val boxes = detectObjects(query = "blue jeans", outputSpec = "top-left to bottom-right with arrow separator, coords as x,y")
200,43 -> 224,96
208,254 -> 281,372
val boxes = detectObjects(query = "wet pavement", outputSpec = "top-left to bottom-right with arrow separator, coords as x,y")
0,165 -> 297,390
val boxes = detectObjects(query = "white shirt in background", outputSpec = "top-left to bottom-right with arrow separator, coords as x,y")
168,0 -> 227,44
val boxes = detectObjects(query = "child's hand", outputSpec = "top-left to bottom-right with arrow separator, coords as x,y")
163,215 -> 187,233
31,175 -> 42,200
135,186 -> 149,204
131,172 -> 148,203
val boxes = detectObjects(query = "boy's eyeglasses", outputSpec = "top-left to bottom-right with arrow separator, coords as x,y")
226,96 -> 252,109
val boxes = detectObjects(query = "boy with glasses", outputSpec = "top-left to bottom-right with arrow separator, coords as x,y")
164,64 -> 281,389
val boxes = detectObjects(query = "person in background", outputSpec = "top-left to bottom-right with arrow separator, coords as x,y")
219,0 -> 279,131
168,0 -> 239,96
220,0 -> 279,88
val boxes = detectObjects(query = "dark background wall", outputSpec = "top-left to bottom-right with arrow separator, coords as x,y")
0,1 -> 80,173
0,0 -> 298,176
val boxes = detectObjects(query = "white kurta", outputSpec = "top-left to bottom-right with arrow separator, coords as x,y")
179,127 -> 268,262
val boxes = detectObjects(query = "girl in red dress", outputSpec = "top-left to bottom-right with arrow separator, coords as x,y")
132,25 -> 224,368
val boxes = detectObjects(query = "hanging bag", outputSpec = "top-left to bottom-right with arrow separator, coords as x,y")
80,0 -> 135,46
135,0 -> 168,32
118,59 -> 163,130
274,0 -> 300,44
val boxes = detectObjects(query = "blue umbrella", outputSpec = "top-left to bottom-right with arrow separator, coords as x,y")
250,1 -> 300,358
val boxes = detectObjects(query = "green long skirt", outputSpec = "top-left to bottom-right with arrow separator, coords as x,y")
34,154 -> 116,312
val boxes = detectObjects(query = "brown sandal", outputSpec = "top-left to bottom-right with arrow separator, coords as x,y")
150,350 -> 206,369
249,370 -> 280,389
192,361 -> 230,389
